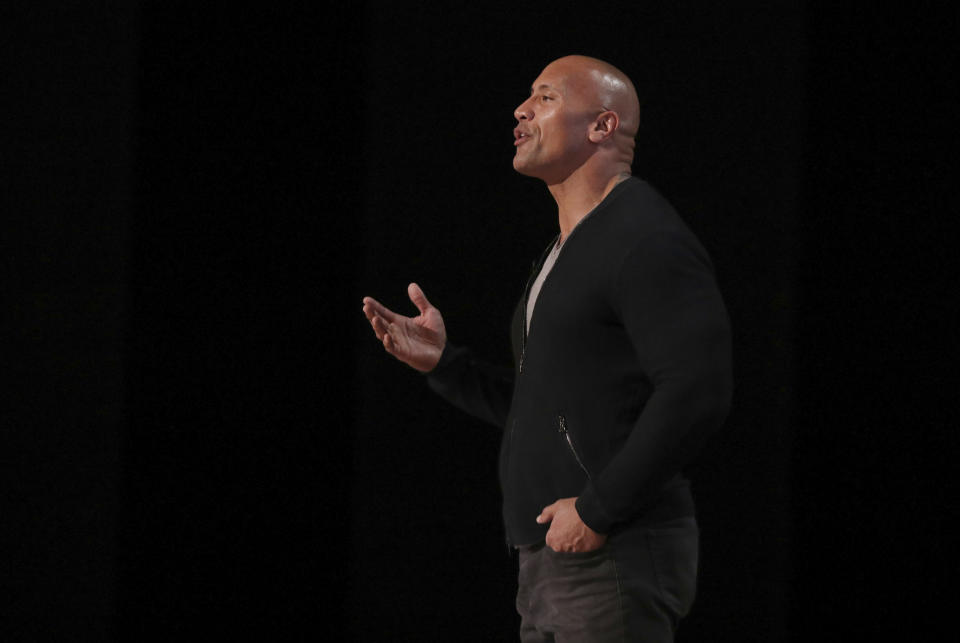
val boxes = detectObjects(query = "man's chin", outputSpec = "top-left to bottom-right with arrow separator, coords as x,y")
512,157 -> 540,178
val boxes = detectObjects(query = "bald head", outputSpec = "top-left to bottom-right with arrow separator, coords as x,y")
543,55 -> 641,139
513,55 -> 640,183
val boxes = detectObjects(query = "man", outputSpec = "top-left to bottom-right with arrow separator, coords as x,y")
362,55 -> 732,642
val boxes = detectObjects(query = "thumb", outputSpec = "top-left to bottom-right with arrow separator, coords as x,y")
408,282 -> 432,315
536,502 -> 557,524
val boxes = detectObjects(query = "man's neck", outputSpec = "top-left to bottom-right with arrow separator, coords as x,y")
548,165 -> 631,243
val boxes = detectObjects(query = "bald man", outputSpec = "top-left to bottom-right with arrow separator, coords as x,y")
363,56 -> 732,642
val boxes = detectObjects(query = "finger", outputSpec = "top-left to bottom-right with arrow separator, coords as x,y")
370,314 -> 387,341
545,530 -> 566,553
363,298 -> 397,324
536,503 -> 556,524
375,318 -> 402,351
363,296 -> 400,324
407,283 -> 432,316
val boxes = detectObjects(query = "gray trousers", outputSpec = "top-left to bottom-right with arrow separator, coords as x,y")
516,516 -> 698,643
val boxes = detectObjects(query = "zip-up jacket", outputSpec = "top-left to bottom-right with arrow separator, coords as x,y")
426,177 -> 733,547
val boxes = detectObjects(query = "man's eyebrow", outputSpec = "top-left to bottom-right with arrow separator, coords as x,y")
530,83 -> 560,95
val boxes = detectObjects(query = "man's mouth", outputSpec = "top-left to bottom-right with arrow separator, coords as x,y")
514,128 -> 532,147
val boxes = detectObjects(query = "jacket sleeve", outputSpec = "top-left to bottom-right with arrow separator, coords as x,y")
576,230 -> 733,533
424,341 -> 514,430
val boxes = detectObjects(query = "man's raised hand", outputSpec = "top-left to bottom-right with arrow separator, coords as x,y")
362,283 -> 447,372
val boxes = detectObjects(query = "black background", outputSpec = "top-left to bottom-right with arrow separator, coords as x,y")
7,1 -> 952,640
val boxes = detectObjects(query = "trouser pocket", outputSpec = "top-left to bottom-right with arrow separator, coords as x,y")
517,544 -> 623,642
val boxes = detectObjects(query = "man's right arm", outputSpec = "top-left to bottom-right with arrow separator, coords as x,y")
362,282 -> 513,430
424,341 -> 514,430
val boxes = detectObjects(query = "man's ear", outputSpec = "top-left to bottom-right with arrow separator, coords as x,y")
588,111 -> 619,143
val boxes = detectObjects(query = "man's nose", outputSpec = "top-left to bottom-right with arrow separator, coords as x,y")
514,99 -> 532,121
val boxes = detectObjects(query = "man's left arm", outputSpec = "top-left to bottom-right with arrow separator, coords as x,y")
572,229 -> 733,535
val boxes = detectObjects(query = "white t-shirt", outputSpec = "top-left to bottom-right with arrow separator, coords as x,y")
525,236 -> 563,335
525,207 -> 600,334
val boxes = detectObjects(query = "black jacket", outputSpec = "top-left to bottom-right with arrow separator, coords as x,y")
427,177 -> 733,547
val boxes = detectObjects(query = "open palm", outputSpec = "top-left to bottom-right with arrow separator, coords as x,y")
362,282 -> 447,372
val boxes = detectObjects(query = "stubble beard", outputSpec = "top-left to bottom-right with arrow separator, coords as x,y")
512,146 -> 539,177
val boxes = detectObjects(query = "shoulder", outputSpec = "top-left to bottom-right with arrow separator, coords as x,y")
605,178 -> 694,235
590,178 -> 713,273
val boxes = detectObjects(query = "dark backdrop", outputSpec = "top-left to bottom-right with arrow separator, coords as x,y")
7,1 -> 951,641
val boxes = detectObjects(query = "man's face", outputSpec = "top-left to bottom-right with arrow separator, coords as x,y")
512,61 -> 598,182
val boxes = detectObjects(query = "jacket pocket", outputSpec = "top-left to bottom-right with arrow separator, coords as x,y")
557,414 -> 591,480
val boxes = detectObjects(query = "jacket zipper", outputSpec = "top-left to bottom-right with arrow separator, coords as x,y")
557,415 -> 591,480
509,236 -> 560,553
519,314 -> 525,374
505,418 -> 518,554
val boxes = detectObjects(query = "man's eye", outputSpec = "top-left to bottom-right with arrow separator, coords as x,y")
540,95 -> 552,102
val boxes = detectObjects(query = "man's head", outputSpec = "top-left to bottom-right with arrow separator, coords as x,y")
513,55 -> 640,184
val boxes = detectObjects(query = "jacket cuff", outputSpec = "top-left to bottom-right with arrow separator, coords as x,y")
576,482 -> 616,534
426,340 -> 458,374
424,341 -> 472,392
